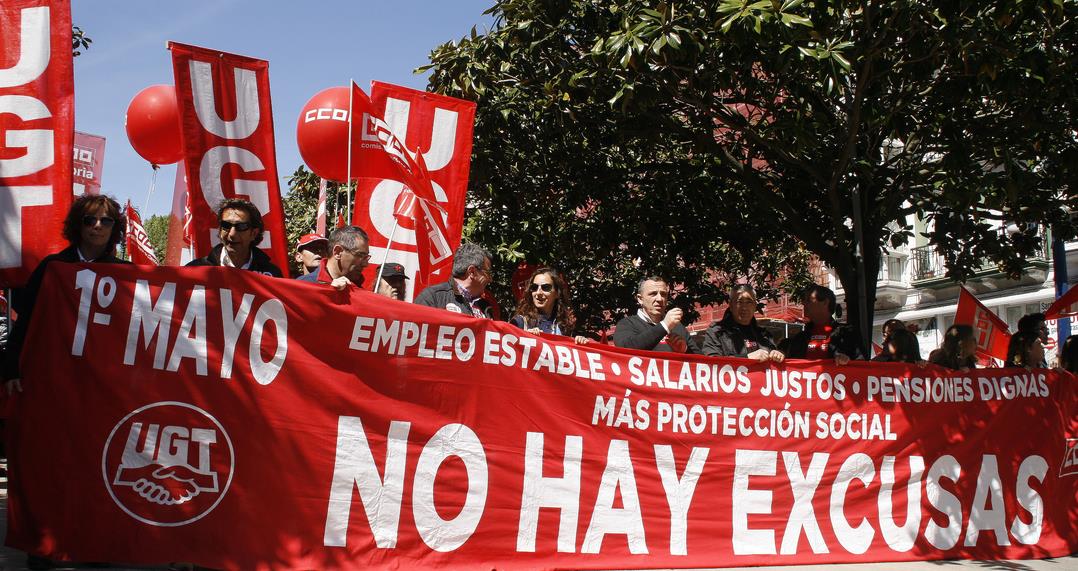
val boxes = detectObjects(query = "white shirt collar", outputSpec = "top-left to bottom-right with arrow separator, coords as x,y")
221,249 -> 252,270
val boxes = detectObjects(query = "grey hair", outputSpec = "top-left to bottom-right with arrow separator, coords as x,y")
636,275 -> 667,294
452,242 -> 492,278
730,283 -> 756,300
328,226 -> 369,251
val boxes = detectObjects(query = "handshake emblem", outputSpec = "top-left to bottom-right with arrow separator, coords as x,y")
113,462 -> 219,506
110,421 -> 221,506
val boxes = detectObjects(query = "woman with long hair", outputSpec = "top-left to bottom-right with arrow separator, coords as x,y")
929,324 -> 978,371
872,327 -> 923,364
1005,331 -> 1045,369
510,267 -> 587,344
3,194 -> 129,393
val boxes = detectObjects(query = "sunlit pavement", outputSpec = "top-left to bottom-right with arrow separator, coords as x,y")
0,459 -> 1073,571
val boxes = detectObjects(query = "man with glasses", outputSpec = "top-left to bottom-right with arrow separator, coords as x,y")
297,226 -> 371,291
187,198 -> 283,277
414,242 -> 496,318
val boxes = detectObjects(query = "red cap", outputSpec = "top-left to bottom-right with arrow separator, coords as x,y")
297,233 -> 328,249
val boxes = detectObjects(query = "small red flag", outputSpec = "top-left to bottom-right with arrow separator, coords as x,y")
125,202 -> 159,266
953,287 -> 1011,361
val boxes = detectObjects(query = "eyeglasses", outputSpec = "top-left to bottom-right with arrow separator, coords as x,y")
219,220 -> 253,232
529,283 -> 554,293
348,249 -> 371,261
82,215 -> 115,228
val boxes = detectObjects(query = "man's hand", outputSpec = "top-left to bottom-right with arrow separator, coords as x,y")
747,349 -> 771,362
330,276 -> 351,292
662,308 -> 684,329
5,378 -> 22,396
574,335 -> 589,345
834,352 -> 851,366
666,334 -> 688,353
768,350 -> 785,363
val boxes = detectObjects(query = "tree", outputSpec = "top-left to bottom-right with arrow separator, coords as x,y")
424,0 -> 1076,346
72,26 -> 91,57
143,214 -> 169,262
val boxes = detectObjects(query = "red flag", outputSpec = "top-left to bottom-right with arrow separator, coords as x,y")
336,211 -> 345,228
954,286 -> 1011,361
316,178 -> 328,236
169,42 -> 290,277
124,201 -> 158,266
164,161 -> 190,265
0,0 -> 74,287
72,131 -> 106,195
1045,286 -> 1078,320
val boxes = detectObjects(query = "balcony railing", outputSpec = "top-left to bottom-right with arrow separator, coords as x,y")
910,232 -> 1050,282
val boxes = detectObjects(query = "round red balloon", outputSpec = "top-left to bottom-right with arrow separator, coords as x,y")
296,86 -> 363,182
125,85 -> 183,166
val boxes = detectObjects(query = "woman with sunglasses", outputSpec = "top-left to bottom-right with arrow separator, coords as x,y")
510,267 -> 588,344
4,194 -> 130,393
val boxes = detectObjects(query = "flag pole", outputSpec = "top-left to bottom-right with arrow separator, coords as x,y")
374,220 -> 400,291
142,164 -> 160,216
345,79 -> 355,225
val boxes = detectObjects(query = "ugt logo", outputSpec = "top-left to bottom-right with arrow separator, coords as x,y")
102,402 -> 234,527
1061,438 -> 1078,478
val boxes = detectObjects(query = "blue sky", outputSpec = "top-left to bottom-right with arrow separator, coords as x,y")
71,0 -> 494,217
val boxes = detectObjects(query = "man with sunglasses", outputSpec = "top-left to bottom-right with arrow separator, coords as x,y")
414,242 -> 497,318
297,226 -> 371,291
186,199 -> 283,277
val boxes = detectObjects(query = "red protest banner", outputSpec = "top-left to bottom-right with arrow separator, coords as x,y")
7,264 -> 1077,569
73,130 -> 106,195
353,82 -> 476,299
0,0 -> 74,288
1045,286 -> 1078,321
168,42 -> 289,276
954,287 -> 1012,361
124,202 -> 158,266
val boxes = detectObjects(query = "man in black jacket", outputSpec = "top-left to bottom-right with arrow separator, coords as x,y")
414,242 -> 496,318
613,276 -> 694,353
701,285 -> 784,362
186,198 -> 282,277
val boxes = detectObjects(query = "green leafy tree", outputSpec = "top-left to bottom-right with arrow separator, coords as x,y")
424,0 -> 1076,344
281,166 -> 348,275
143,214 -> 169,262
72,26 -> 91,57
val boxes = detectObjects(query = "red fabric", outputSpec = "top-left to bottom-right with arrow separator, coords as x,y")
168,42 -> 290,277
353,82 -> 476,299
805,322 -> 834,359
1045,286 -> 1078,320
164,160 -> 189,265
72,131 -> 106,195
955,287 -> 1012,361
6,263 -> 1078,569
124,202 -> 158,265
0,0 -> 73,287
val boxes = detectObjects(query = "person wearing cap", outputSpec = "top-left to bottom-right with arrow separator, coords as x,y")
297,226 -> 370,291
294,233 -> 328,276
187,198 -> 283,277
376,262 -> 409,301
414,242 -> 496,318
700,284 -> 783,362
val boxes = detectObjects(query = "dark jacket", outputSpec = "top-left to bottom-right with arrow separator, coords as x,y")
612,313 -> 695,353
186,244 -> 283,277
701,312 -> 777,358
4,246 -> 129,380
781,320 -> 865,360
414,280 -> 495,318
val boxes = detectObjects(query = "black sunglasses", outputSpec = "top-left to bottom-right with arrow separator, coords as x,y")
219,220 -> 253,232
82,215 -> 115,228
529,283 -> 554,292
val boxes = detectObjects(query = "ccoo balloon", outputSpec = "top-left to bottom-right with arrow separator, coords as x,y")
125,85 -> 183,166
296,86 -> 363,182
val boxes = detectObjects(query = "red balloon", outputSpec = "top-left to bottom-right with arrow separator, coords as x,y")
296,86 -> 363,182
125,84 -> 183,166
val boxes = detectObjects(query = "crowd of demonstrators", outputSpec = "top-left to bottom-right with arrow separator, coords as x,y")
186,198 -> 283,277
701,285 -> 783,362
293,233 -> 328,276
414,242 -> 496,318
509,267 -> 588,344
929,325 -> 978,371
779,285 -> 864,364
4,194 -> 131,395
297,226 -> 370,290
612,276 -> 694,353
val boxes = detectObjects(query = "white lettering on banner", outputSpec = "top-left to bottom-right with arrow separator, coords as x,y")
925,455 -> 963,549
72,269 -> 117,356
582,439 -> 648,554
780,451 -> 829,555
655,444 -> 708,556
189,61 -> 259,140
413,423 -> 489,552
198,145 -> 273,249
0,186 -> 52,268
878,456 -> 924,552
518,432 -> 583,553
830,453 -> 875,554
0,6 -> 49,88
964,455 -> 1009,546
120,278 -> 286,384
0,95 -> 55,178
732,449 -> 776,555
1010,455 -> 1047,545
